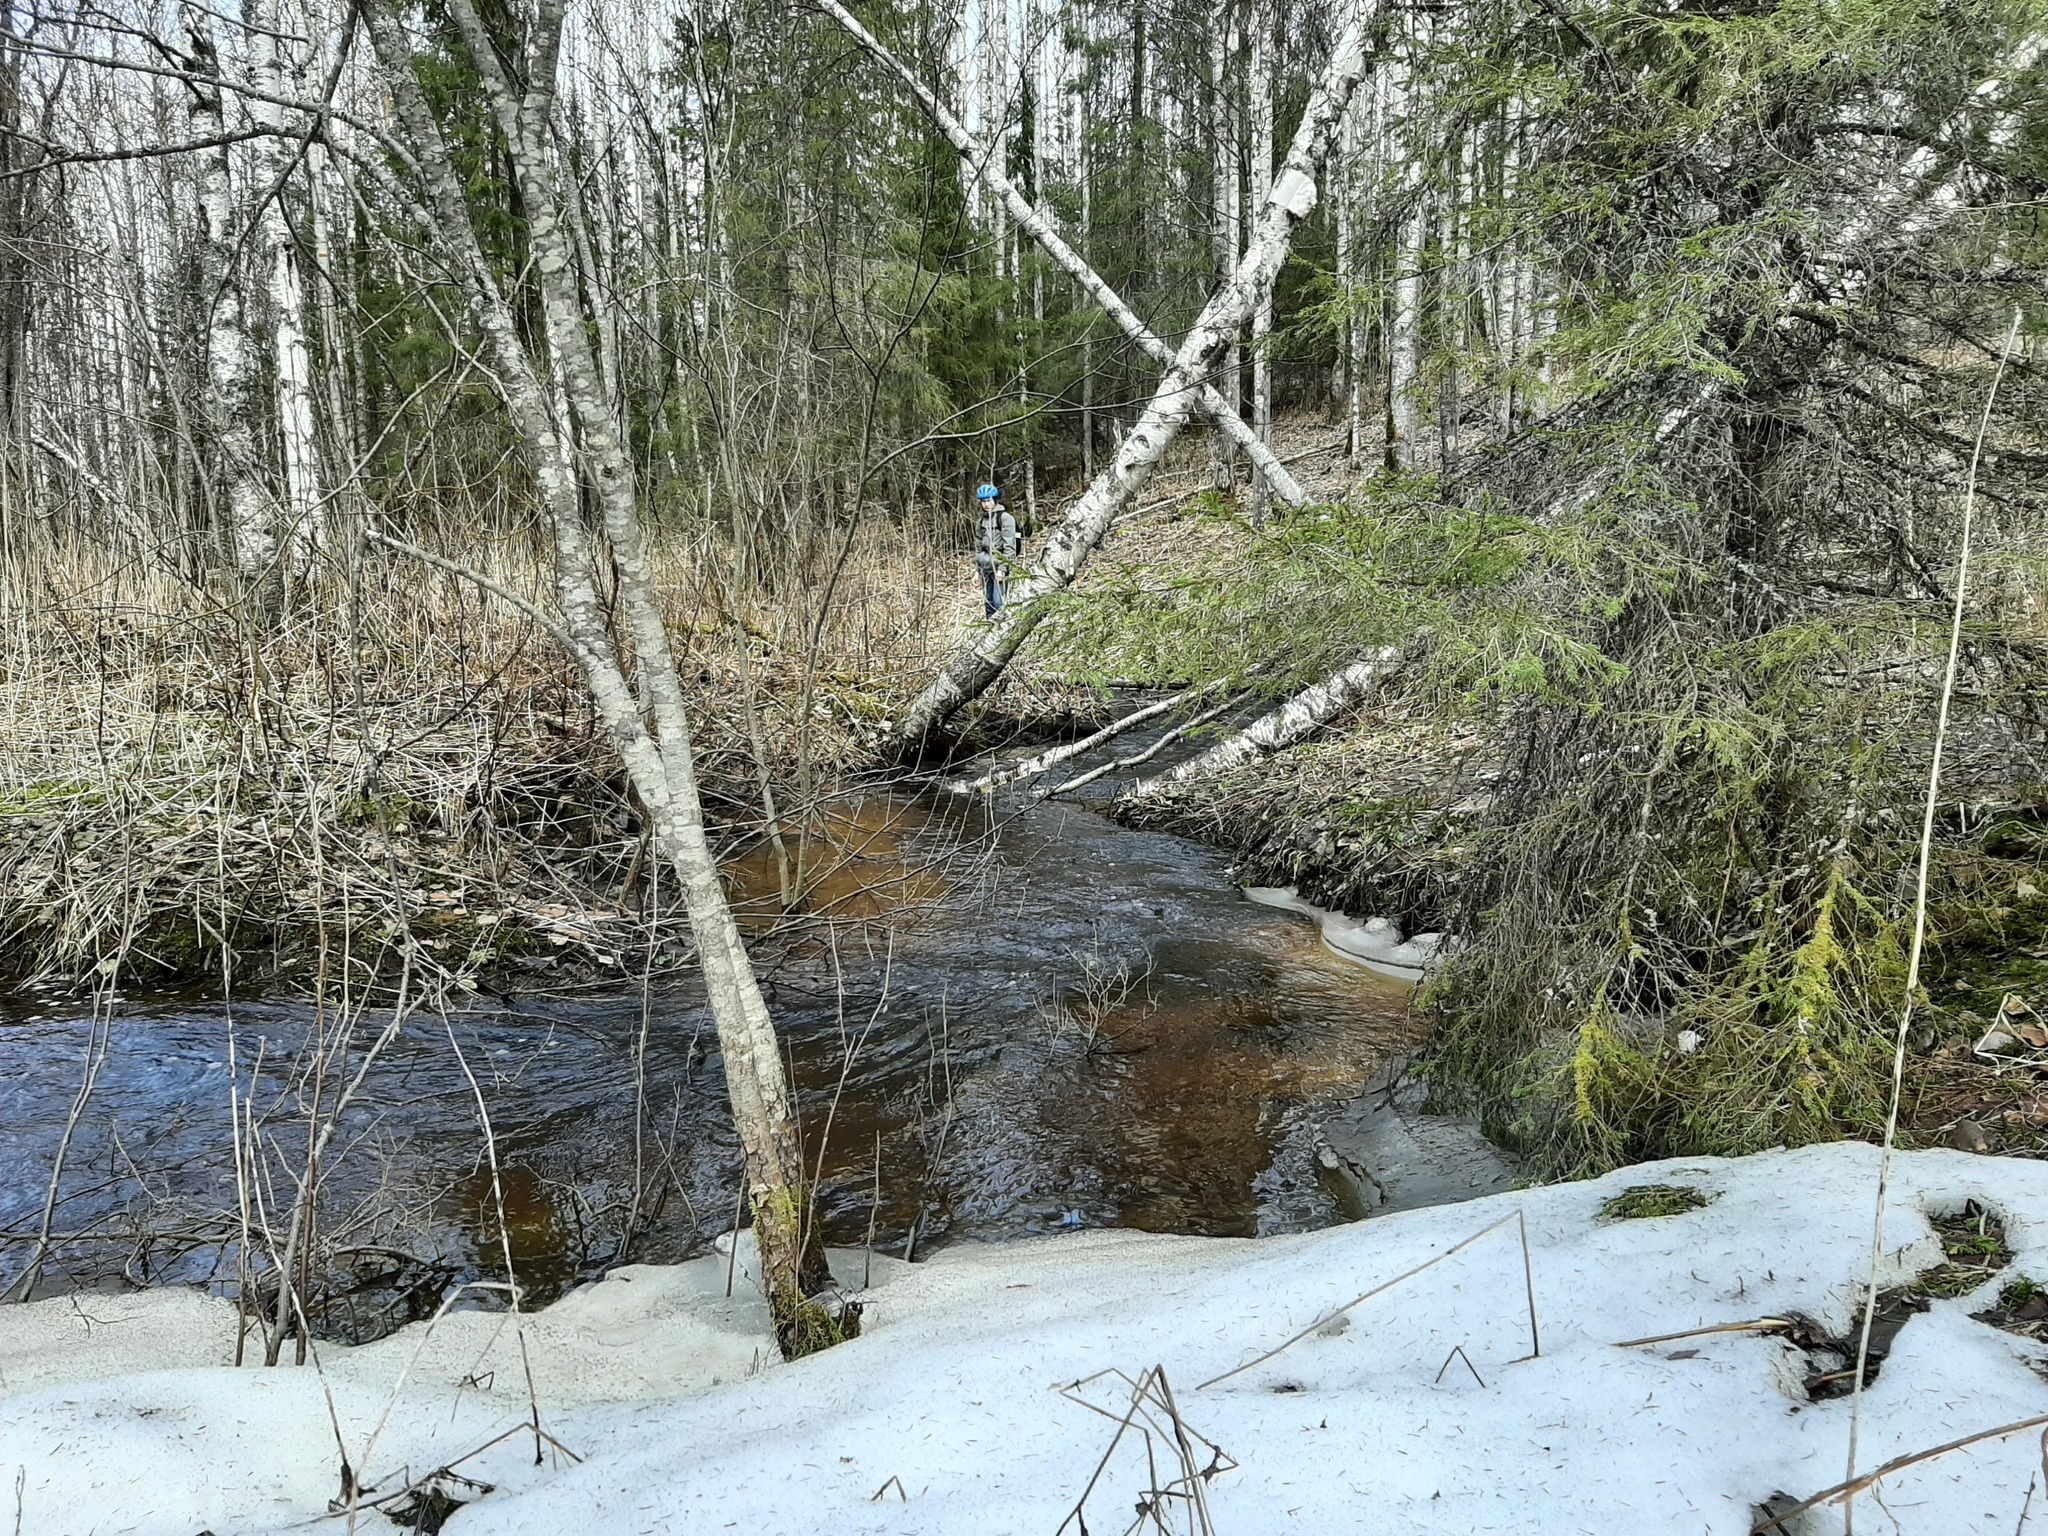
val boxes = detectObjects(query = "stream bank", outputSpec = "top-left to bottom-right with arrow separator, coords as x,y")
4,788 -> 1445,1333
1103,691 -> 2048,1175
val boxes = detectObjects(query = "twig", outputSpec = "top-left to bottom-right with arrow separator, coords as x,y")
1518,1210 -> 1542,1359
1754,1413 -> 2048,1533
362,532 -> 600,672
444,1020 -> 546,1466
1042,691 -> 1249,799
1058,1366 -> 1234,1536
864,1130 -> 880,1291
1613,1317 -> 1795,1349
1198,1212 -> 1520,1390
1434,1345 -> 1486,1388
725,1177 -> 745,1298
3,991 -> 113,1301
1843,308 -> 2022,1532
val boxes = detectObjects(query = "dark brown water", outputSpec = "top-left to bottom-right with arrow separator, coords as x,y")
1,792 -> 1418,1333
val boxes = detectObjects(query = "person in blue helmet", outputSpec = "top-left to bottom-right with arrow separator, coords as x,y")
973,482 -> 1020,616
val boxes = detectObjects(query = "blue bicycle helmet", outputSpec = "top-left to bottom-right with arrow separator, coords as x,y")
977,482 -> 1000,500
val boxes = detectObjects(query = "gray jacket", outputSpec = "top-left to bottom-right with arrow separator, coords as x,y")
975,505 -> 1020,572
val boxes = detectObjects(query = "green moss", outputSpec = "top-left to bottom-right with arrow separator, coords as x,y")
0,777 -> 103,815
773,1296 -> 862,1359
1997,1275 -> 2041,1309
1910,1202 -> 2012,1299
1600,1183 -> 1713,1219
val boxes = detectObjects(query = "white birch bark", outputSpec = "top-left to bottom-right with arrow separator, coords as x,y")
1210,5 -> 1239,489
1339,85 -> 1363,469
1128,650 -> 1402,795
1221,1 -> 1243,479
1378,25 -> 1423,469
892,12 -> 1379,747
818,0 -> 1301,504
244,0 -> 323,575
1079,88 -> 1095,479
1248,0 -> 1274,515
183,13 -> 274,580
1499,102 -> 1530,433
364,0 -> 841,1354
1388,205 -> 1423,468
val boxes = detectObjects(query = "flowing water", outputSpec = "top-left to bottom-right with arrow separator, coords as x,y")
2,791 -> 1420,1336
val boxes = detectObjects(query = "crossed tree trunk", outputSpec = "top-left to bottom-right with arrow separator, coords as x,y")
362,0 -> 845,1357
818,0 -> 1305,509
887,9 -> 1381,751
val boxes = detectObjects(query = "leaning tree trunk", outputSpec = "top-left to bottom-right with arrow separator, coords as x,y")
364,0 -> 844,1358
889,13 -> 1379,750
818,0 -> 1300,504
1129,650 -> 1402,796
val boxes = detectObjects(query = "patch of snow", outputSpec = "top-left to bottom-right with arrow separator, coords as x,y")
1243,884 -> 1452,979
7,1146 -> 2048,1535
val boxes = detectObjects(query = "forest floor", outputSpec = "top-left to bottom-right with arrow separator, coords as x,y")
6,413 -> 2043,1168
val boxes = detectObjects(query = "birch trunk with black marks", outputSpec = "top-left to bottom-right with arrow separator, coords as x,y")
363,0 -> 844,1357
245,0 -> 323,575
1210,1 -> 1240,488
183,14 -> 274,582
1129,649 -> 1402,795
1247,0 -> 1274,517
890,13 -> 1378,750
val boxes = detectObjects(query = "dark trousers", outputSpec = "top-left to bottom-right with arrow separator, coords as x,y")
981,566 -> 1002,615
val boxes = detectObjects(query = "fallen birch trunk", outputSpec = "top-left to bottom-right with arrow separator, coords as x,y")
1043,690 -> 1248,800
946,683 -> 1222,795
817,0 -> 1304,509
1128,649 -> 1402,797
889,17 -> 1377,750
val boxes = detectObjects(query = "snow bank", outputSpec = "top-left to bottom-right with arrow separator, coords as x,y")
8,1144 -> 2048,1535
1243,884 -> 1449,979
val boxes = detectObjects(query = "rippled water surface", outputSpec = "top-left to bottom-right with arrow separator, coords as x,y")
3,792 -> 1418,1330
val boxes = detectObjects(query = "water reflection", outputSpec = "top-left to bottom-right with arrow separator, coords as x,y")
2,794 -> 1420,1330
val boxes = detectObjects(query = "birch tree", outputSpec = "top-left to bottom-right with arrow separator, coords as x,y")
891,9 -> 1380,748
183,13 -> 275,584
1246,0 -> 1273,514
1210,0 -> 1240,488
245,0 -> 323,573
361,0 -> 848,1356
819,0 -> 1303,505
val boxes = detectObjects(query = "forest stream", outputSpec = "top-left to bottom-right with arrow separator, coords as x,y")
4,788 -> 1423,1340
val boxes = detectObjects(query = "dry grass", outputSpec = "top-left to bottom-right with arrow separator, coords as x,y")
0,516 -> 980,993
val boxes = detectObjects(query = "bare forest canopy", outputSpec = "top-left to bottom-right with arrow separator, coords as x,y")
3,0 -> 2047,1194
